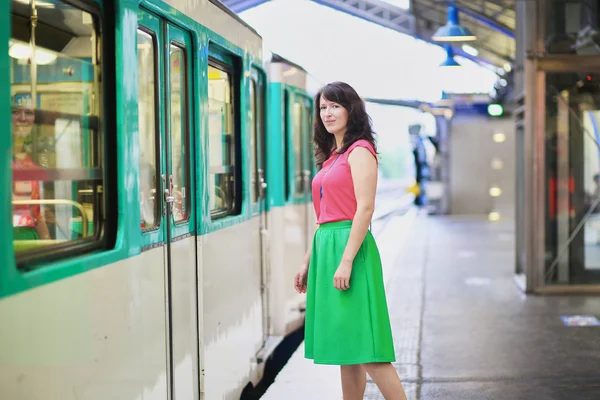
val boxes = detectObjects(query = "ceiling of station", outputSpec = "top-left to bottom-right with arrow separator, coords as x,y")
220,0 -> 516,71
413,0 -> 515,68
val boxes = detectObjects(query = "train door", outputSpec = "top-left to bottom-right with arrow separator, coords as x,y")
137,11 -> 199,400
302,97 -> 314,246
250,69 -> 269,339
291,95 -> 312,251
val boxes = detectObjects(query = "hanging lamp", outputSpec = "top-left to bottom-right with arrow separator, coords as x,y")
432,1 -> 476,42
440,44 -> 460,67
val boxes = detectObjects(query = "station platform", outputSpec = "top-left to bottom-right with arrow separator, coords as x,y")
262,212 -> 600,399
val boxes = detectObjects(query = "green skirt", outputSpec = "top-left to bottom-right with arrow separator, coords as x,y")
304,220 -> 395,365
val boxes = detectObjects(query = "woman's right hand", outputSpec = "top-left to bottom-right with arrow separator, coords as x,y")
294,263 -> 309,294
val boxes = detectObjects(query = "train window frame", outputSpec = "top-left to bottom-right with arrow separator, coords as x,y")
168,40 -> 191,226
292,99 -> 305,197
249,66 -> 266,211
137,26 -> 161,233
207,51 -> 242,220
9,0 -> 115,270
283,88 -> 291,202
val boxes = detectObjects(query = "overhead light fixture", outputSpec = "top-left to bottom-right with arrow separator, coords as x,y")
461,44 -> 478,56
488,211 -> 500,222
439,44 -> 460,67
489,187 -> 502,197
9,41 -> 57,65
432,1 -> 476,42
493,132 -> 506,142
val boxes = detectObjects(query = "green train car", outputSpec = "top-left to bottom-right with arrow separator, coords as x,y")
0,0 -> 315,398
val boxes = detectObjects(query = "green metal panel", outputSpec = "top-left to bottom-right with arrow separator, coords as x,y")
0,0 -> 12,296
265,82 -> 316,208
267,82 -> 286,207
285,85 -> 314,206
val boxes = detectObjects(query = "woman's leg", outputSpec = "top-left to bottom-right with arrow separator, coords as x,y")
363,362 -> 407,400
340,364 -> 367,400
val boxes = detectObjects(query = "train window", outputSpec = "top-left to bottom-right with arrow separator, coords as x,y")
10,0 -> 105,267
137,29 -> 159,230
293,101 -> 304,195
208,61 -> 239,217
284,90 -> 290,201
304,100 -> 314,190
250,79 -> 258,203
169,44 -> 189,223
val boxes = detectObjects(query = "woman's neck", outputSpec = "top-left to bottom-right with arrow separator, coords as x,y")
334,132 -> 346,151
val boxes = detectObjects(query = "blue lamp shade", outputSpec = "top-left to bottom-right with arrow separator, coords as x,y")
440,45 -> 460,67
432,2 -> 476,42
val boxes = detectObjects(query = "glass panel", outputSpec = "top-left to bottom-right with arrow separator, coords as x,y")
545,72 -> 600,284
250,79 -> 258,203
137,29 -> 158,230
10,0 -> 103,265
545,0 -> 600,55
284,90 -> 290,201
208,64 -> 236,216
303,100 -> 313,194
169,44 -> 188,223
293,101 -> 303,195
257,77 -> 266,190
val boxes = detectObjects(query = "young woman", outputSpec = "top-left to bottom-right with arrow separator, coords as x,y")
12,97 -> 50,242
294,82 -> 407,400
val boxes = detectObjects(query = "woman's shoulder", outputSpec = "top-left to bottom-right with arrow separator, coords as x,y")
346,139 -> 376,158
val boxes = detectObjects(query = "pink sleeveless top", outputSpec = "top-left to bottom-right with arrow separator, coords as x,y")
312,139 -> 377,224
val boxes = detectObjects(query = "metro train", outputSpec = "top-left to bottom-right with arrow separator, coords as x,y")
1,0 -> 316,399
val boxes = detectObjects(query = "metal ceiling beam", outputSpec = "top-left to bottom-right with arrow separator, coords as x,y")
222,0 -> 270,13
455,5 -> 514,38
225,0 -> 510,68
310,0 -> 503,67
364,97 -> 424,108
310,0 -> 416,36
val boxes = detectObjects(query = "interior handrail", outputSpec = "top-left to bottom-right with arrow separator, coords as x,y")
12,199 -> 90,237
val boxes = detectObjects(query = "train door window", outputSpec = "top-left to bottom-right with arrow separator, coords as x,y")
10,0 -> 106,267
250,69 -> 266,205
250,79 -> 258,203
292,100 -> 304,196
302,98 -> 313,196
208,59 -> 240,218
137,29 -> 159,230
169,44 -> 189,223
283,89 -> 290,201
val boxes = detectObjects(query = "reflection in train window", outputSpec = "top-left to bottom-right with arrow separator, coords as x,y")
170,44 -> 190,223
10,0 -> 104,267
208,61 -> 239,218
293,101 -> 304,195
249,72 -> 266,204
137,29 -> 159,230
250,79 -> 258,203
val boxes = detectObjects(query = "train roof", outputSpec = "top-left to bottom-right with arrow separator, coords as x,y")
270,52 -> 307,73
162,0 -> 263,59
209,0 -> 261,38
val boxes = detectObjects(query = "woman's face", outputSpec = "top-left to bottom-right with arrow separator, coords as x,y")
319,96 -> 348,136
12,106 -> 35,138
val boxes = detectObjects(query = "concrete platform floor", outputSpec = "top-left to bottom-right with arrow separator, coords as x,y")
262,213 -> 600,400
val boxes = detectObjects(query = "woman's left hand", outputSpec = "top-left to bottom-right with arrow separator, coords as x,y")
333,259 -> 352,290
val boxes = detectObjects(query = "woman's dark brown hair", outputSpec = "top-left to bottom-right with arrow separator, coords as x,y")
313,81 -> 377,169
